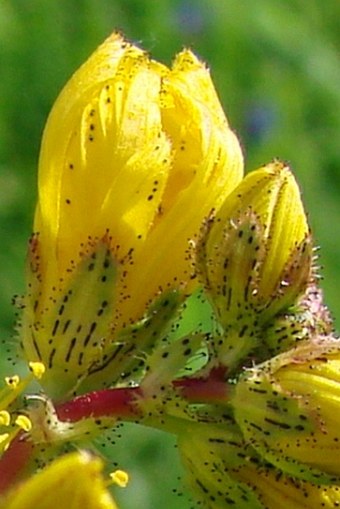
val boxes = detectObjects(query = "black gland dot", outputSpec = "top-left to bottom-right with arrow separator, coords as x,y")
103,258 -> 110,269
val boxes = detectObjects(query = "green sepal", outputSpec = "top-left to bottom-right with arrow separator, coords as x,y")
22,239 -> 118,400
233,365 -> 340,484
178,421 -> 265,509
80,289 -> 184,393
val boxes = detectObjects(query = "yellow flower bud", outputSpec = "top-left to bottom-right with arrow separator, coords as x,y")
20,33 -> 243,399
2,451 -> 118,509
233,336 -> 340,483
178,420 -> 340,509
198,161 -> 312,370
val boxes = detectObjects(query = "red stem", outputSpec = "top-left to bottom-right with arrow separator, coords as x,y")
0,433 -> 34,493
174,366 -> 228,404
56,367 -> 228,422
56,386 -> 142,422
0,368 -> 228,495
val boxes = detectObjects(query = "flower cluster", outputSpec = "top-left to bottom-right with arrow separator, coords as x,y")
2,33 -> 340,508
175,162 -> 340,508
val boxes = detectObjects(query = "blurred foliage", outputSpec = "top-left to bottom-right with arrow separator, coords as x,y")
1,0 -> 340,507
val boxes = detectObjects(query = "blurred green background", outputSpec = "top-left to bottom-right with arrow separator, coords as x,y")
1,0 -> 340,507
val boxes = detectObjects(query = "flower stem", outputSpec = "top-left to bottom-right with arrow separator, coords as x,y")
0,367 -> 229,494
56,367 -> 228,423
174,366 -> 228,404
56,386 -> 142,422
0,433 -> 34,493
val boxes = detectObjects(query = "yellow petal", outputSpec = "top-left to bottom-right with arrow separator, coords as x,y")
125,48 -> 243,309
2,452 -> 117,509
36,32 -> 170,287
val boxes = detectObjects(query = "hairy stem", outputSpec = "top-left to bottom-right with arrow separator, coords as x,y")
0,368 -> 228,494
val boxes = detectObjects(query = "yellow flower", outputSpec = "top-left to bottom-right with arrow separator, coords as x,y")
233,336 -> 340,483
197,161 -> 312,370
20,33 -> 243,399
1,451 -> 118,509
178,419 -> 340,508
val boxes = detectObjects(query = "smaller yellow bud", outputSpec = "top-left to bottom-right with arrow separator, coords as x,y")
15,414 -> 32,432
110,470 -> 129,488
198,161 -> 312,371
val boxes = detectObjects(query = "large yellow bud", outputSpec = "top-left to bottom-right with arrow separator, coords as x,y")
21,33 -> 243,399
